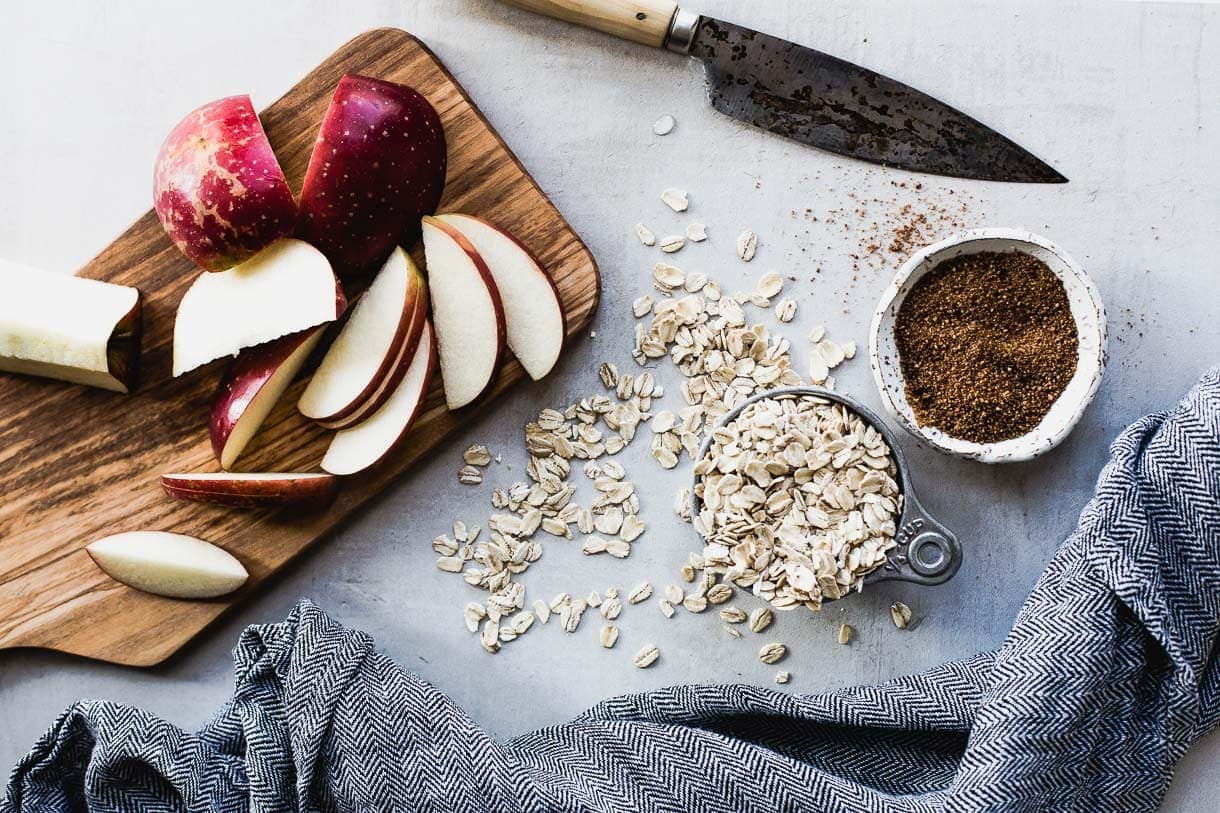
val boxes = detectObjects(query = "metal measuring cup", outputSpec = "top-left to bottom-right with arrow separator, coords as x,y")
690,386 -> 961,592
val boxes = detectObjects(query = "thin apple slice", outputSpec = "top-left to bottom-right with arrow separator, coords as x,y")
313,280 -> 428,430
210,325 -> 327,470
298,247 -> 425,423
173,238 -> 343,377
421,217 -> 505,409
0,258 -> 143,393
322,321 -> 436,476
86,531 -> 248,599
161,472 -> 338,509
434,214 -> 565,380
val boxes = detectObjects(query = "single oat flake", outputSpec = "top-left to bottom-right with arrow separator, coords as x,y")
838,623 -> 854,645
685,222 -> 708,242
463,444 -> 492,466
601,624 -> 620,648
635,223 -> 657,247
653,114 -> 676,136
458,466 -> 483,485
891,601 -> 913,630
736,229 -> 758,261
661,187 -> 689,212
775,670 -> 791,685
633,644 -> 661,668
660,235 -> 685,254
758,642 -> 788,664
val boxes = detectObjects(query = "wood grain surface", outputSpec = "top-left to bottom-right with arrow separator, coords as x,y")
0,28 -> 599,667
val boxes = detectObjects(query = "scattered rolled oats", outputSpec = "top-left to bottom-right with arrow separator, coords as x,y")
628,582 -> 653,604
683,595 -> 708,613
660,235 -> 685,253
756,271 -> 783,299
464,603 -> 486,633
480,619 -> 500,653
561,599 -> 587,633
620,514 -> 646,542
680,564 -> 696,582
736,229 -> 758,261
838,623 -> 854,644
658,599 -> 676,618
653,262 -> 685,291
601,624 -> 620,648
463,444 -> 492,466
634,644 -> 661,668
533,599 -> 551,624
706,583 -> 733,604
720,607 -> 747,624
458,465 -> 483,485
890,601 -> 912,630
661,187 -> 689,212
664,584 -> 684,605
601,596 -> 622,620
437,556 -> 464,573
758,642 -> 788,664
685,222 -> 708,242
775,298 -> 797,323
749,607 -> 774,633
587,590 -> 603,608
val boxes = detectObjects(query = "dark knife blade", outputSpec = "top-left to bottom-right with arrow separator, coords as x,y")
687,17 -> 1066,183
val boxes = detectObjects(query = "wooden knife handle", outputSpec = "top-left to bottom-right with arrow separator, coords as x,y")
497,0 -> 679,48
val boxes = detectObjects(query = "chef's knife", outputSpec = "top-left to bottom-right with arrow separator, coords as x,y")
496,0 -> 1066,183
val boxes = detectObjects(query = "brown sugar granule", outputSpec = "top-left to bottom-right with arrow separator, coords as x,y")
895,251 -> 1078,444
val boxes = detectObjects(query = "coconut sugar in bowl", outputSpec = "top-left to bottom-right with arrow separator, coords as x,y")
870,229 -> 1106,463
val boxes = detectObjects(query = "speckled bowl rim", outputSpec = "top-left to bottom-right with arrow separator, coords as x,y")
869,228 -> 1107,464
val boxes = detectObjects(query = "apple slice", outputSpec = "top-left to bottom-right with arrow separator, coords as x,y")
210,325 -> 328,470
321,320 -> 436,476
173,238 -> 343,377
154,95 -> 296,272
434,214 -> 565,381
86,531 -> 248,599
161,472 -> 338,509
298,247 -> 426,424
421,217 -> 505,409
297,74 -> 447,278
0,258 -> 143,393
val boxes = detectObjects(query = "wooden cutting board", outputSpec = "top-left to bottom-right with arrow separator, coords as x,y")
0,28 -> 599,667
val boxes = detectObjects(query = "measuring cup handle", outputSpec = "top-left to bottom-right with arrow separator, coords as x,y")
868,498 -> 962,587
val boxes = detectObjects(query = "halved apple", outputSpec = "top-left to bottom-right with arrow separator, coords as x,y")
210,325 -> 327,470
161,472 -> 338,509
421,217 -> 505,409
86,531 -> 248,599
297,74 -> 447,278
173,238 -> 343,377
434,214 -> 565,381
0,258 -> 143,393
154,95 -> 296,272
298,247 -> 426,425
321,320 -> 437,476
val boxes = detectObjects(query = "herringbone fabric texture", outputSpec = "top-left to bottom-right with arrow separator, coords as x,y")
5,369 -> 1220,813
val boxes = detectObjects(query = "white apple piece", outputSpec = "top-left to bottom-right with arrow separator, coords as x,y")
421,217 -> 505,409
173,238 -> 343,377
0,258 -> 142,393
322,321 -> 437,476
161,472 -> 338,509
298,247 -> 425,424
86,531 -> 248,599
210,326 -> 327,470
434,214 -> 565,380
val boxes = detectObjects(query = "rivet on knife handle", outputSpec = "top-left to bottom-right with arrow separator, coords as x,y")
497,0 -> 679,48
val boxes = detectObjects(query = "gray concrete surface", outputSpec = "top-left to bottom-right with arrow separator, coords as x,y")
1,1 -> 1217,808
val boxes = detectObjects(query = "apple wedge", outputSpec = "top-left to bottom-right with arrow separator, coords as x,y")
209,325 -> 330,470
298,247 -> 426,425
0,258 -> 143,393
434,214 -> 565,381
297,74 -> 447,278
86,531 -> 248,599
421,217 -> 505,409
154,95 -> 296,272
161,472 -> 338,509
173,238 -> 343,377
321,321 -> 436,476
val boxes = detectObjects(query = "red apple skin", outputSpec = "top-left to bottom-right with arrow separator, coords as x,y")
154,95 -> 297,272
161,473 -> 338,509
296,74 -> 447,279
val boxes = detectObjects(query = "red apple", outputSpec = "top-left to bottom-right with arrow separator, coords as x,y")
173,238 -> 344,377
296,74 -> 447,278
421,216 -> 506,409
298,247 -> 427,425
321,321 -> 436,476
433,214 -> 565,381
154,95 -> 296,272
210,324 -> 328,470
161,472 -> 338,509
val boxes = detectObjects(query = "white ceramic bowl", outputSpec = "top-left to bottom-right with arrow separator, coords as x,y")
869,228 -> 1106,464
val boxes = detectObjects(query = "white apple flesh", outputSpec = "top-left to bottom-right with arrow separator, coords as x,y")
298,247 -> 425,424
173,238 -> 343,377
321,321 -> 436,476
86,531 -> 248,600
421,217 -> 505,409
210,325 -> 328,470
161,472 -> 338,509
434,214 -> 565,381
0,258 -> 142,393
